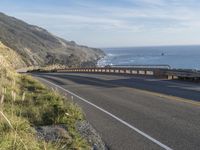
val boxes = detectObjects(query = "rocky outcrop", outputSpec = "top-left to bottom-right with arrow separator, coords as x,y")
36,122 -> 108,150
76,121 -> 107,150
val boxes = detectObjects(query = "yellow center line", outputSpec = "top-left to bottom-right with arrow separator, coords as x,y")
66,75 -> 200,107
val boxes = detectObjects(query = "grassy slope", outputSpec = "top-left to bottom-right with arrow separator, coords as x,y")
0,42 -> 26,69
0,43 -> 90,149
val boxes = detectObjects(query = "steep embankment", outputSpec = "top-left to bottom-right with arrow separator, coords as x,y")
0,12 -> 105,68
0,42 -> 26,69
0,41 -> 91,149
0,43 -> 106,149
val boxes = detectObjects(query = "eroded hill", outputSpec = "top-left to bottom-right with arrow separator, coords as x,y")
0,12 -> 105,68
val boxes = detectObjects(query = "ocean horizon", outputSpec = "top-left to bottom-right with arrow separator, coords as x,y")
98,45 -> 200,70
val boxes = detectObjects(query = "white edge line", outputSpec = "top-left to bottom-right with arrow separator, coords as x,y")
37,76 -> 173,150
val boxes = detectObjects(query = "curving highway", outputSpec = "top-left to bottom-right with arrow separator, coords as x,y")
32,73 -> 200,150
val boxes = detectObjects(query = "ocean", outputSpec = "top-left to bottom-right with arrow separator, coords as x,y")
98,45 -> 200,70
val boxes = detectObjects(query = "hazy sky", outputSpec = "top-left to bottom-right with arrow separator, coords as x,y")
1,0 -> 200,47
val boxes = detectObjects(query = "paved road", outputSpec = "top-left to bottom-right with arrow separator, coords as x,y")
32,73 -> 200,150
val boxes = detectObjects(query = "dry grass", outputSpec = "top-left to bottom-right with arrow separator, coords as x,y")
26,64 -> 69,72
0,45 -> 91,149
0,42 -> 26,69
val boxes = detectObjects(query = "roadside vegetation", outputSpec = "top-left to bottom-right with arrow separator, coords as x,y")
26,64 -> 69,73
0,50 -> 90,149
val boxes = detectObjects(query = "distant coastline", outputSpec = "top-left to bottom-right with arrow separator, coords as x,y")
98,45 -> 200,70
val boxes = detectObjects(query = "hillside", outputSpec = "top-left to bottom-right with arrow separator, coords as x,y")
0,12 -> 105,68
0,42 -> 106,150
0,42 -> 26,69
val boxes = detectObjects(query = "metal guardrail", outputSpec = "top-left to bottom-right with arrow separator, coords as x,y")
165,70 -> 200,78
56,67 -> 200,81
109,64 -> 171,69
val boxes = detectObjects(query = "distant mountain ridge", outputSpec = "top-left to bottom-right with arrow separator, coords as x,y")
0,12 -> 105,68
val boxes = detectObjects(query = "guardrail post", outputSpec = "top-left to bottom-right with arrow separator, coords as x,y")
168,75 -> 173,80
154,69 -> 168,79
144,70 -> 147,75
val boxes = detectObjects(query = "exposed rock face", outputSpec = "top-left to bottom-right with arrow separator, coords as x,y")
0,12 -> 105,68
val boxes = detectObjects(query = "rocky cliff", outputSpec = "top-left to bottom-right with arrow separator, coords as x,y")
0,12 -> 105,68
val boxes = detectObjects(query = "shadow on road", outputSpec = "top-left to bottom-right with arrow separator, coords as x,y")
34,73 -> 200,102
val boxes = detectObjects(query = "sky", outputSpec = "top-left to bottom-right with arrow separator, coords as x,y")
1,0 -> 200,47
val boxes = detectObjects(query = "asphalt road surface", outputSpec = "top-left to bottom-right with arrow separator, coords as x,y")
32,73 -> 200,150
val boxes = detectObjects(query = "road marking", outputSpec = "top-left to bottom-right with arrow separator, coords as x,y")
38,77 -> 173,150
64,75 -> 200,107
